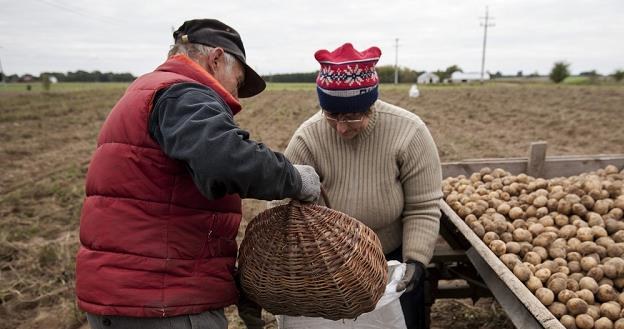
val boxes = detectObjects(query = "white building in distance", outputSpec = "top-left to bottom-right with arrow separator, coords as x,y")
416,72 -> 440,84
450,72 -> 490,83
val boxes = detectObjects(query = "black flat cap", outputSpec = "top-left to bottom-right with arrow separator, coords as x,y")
173,19 -> 266,98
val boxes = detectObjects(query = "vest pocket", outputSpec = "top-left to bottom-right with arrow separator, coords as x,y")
193,214 -> 216,274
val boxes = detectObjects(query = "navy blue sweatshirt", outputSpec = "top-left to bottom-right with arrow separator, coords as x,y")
148,82 -> 301,201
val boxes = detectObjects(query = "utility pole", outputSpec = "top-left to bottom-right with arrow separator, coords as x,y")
394,38 -> 399,84
480,6 -> 495,84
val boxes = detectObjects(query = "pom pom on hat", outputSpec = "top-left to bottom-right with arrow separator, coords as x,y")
315,43 -> 382,113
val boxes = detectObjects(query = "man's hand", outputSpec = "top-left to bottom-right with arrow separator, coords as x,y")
294,164 -> 320,202
396,261 -> 425,293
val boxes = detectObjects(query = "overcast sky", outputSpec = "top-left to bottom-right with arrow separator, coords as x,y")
1,0 -> 623,77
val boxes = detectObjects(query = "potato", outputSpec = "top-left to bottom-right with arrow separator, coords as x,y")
615,319 -> 624,329
539,215 -> 555,227
594,199 -> 611,215
597,285 -> 619,303
587,267 -> 605,281
618,292 -> 624,307
500,253 -> 520,270
567,252 -> 582,262
568,238 -> 582,252
592,226 -> 609,239
513,228 -> 532,242
579,194 -> 595,208
588,304 -> 602,320
483,231 -> 500,245
572,203 -> 589,217
575,313 -> 594,329
577,227 -> 594,242
500,232 -> 513,243
567,298 -> 590,316
614,195 -> 624,209
599,278 -> 614,287
568,261 -> 582,273
594,317 -> 614,329
600,302 -> 622,321
524,251 -> 542,265
513,263 -> 532,282
581,257 -> 599,272
526,275 -> 543,292
505,241 -> 521,254
536,287 -> 555,306
484,240 -> 507,256
558,199 -> 573,215
548,277 -> 568,295
560,224 -> 578,239
554,257 -> 568,267
588,212 -> 605,227
497,202 -> 511,215
549,247 -> 567,259
576,289 -> 595,305
509,206 -> 524,220
548,301 -> 568,318
579,241 -> 599,255
559,289 -> 578,304
535,268 -> 552,283
555,214 -> 570,227
533,246 -> 549,261
528,223 -> 545,237
471,222 -> 485,237
533,233 -> 556,247
579,277 -> 599,294
607,243 -> 624,257
560,314 -> 577,329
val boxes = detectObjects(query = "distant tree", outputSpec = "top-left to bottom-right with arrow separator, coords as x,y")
489,71 -> 503,79
41,73 -> 51,91
549,62 -> 570,83
612,69 -> 624,82
579,70 -> 599,77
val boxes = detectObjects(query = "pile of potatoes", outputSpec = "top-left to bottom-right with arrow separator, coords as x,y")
443,165 -> 624,329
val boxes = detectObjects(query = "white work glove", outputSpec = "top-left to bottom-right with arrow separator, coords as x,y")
293,164 -> 321,202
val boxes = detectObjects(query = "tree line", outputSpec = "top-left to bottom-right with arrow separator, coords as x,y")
262,65 -> 465,83
1,70 -> 136,83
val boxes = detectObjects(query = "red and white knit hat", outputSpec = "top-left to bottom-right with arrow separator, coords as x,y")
315,43 -> 382,113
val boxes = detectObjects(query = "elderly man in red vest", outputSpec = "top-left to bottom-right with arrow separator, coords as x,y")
75,19 -> 320,329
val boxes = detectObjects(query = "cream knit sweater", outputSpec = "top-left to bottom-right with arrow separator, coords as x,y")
283,100 -> 442,264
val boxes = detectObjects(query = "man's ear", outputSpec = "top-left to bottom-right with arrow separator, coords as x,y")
210,48 -> 225,69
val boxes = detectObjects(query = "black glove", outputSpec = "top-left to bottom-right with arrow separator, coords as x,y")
235,271 -> 265,329
396,261 -> 425,293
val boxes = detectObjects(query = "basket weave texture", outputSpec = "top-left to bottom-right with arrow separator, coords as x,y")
238,200 -> 387,320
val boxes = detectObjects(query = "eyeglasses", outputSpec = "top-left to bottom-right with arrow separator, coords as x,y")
322,111 -> 367,124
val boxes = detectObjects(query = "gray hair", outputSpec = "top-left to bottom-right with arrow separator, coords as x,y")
169,42 -> 238,72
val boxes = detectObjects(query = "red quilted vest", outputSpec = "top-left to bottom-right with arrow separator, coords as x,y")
76,55 -> 243,317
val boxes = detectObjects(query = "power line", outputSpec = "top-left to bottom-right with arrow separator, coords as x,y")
479,6 -> 495,83
33,0 -> 125,26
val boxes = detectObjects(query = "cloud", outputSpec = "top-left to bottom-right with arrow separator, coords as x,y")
0,0 -> 622,76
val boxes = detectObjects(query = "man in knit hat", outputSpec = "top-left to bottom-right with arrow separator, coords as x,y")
75,19 -> 320,329
282,43 -> 442,328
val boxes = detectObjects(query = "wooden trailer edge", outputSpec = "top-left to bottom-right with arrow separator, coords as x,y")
437,143 -> 624,329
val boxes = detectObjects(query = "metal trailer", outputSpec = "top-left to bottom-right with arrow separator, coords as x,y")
427,142 -> 624,329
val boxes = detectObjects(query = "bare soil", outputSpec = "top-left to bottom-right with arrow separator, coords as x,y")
1,83 -> 623,329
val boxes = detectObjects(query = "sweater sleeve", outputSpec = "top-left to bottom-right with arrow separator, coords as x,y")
149,83 -> 302,201
284,131 -> 317,168
399,123 -> 443,265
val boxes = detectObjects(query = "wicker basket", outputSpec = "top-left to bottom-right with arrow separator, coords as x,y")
238,199 -> 387,320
